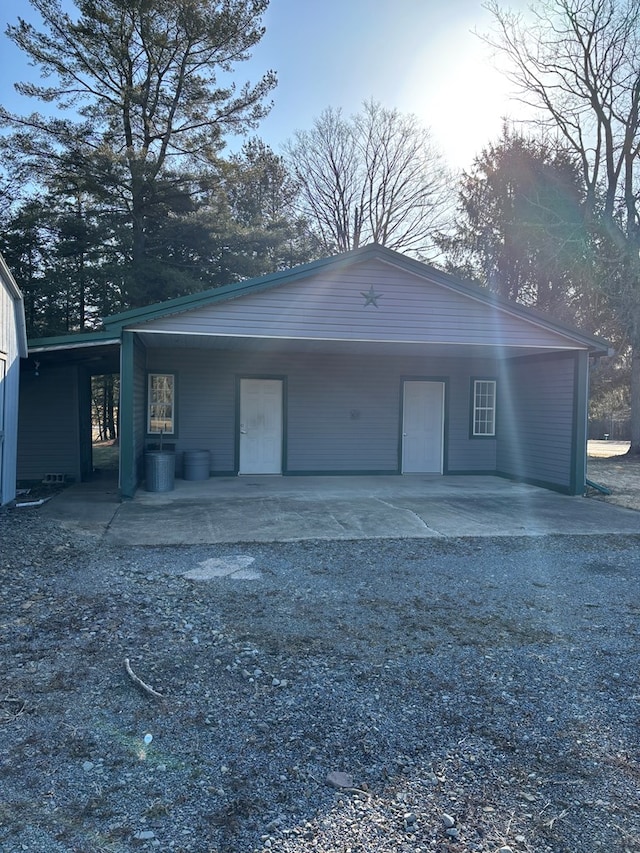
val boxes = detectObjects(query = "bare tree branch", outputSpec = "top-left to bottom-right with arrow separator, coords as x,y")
284,100 -> 453,259
483,0 -> 640,450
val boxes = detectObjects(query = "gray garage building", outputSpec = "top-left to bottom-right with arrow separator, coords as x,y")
18,244 -> 608,498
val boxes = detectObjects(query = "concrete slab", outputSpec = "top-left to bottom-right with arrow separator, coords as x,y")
35,473 -> 640,544
37,474 -> 122,536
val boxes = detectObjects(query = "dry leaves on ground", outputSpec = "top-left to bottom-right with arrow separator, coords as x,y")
587,454 -> 640,511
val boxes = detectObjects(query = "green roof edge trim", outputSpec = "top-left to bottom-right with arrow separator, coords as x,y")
102,244 -> 608,353
375,249 -> 610,353
28,329 -> 120,351
102,248 -> 374,330
27,245 -> 609,355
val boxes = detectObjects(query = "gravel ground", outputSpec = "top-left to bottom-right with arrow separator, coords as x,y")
2,505 -> 640,853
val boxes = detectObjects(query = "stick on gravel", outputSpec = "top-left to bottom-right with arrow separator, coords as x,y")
124,658 -> 164,699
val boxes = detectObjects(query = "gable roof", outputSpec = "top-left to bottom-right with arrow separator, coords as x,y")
26,245 -> 609,355
103,247 -> 382,330
101,244 -> 608,354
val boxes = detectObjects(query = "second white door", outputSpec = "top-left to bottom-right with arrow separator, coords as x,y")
239,379 -> 283,474
402,381 -> 444,473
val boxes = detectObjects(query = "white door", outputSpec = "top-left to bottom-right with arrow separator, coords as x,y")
402,381 -> 444,473
239,379 -> 283,474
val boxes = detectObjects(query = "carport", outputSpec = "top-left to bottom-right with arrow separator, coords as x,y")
19,245 -> 611,497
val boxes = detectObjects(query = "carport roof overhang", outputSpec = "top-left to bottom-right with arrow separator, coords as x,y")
130,328 -> 596,360
25,328 -> 601,363
25,332 -> 121,372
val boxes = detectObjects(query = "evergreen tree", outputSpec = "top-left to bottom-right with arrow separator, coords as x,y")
1,0 -> 276,307
442,128 -> 589,324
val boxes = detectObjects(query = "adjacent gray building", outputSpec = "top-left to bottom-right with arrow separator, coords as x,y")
19,245 -> 609,498
1,255 -> 28,505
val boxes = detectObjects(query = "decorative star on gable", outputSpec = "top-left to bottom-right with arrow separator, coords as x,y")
361,285 -> 383,307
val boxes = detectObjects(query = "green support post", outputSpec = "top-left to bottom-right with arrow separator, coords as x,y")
119,331 -> 136,498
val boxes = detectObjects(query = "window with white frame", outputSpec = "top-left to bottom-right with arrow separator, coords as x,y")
147,373 -> 175,434
472,379 -> 496,437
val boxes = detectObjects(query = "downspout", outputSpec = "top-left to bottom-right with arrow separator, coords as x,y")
585,478 -> 612,495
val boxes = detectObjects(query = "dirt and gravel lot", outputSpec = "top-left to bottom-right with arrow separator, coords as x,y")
588,448 -> 640,511
1,454 -> 640,853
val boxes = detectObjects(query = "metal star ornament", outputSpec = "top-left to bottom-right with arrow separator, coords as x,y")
361,285 -> 383,307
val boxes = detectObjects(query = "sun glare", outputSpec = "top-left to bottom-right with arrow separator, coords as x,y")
394,8 -> 519,171
409,59 -> 512,170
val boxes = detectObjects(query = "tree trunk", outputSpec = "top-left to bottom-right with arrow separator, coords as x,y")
628,343 -> 640,454
105,377 -> 117,441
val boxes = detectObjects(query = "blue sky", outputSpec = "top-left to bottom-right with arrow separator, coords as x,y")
1,0 -> 528,171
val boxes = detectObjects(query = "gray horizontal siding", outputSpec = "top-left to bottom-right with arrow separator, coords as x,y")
17,367 -> 81,482
0,281 -> 16,357
145,347 -> 499,475
446,362 -> 497,472
496,354 -> 576,489
286,354 -> 401,471
1,354 -> 20,505
1,282 -> 22,502
1,283 -> 20,502
136,260 -> 583,350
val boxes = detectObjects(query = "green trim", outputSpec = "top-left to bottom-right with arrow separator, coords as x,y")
119,332 -> 136,499
146,370 -> 178,437
25,245 -> 609,356
469,376 -> 498,439
103,250 -> 383,330
78,368 -> 93,482
28,330 -> 119,351
447,469 -> 499,476
378,249 -> 609,353
96,244 -> 609,353
495,470 -> 572,495
285,469 -> 399,477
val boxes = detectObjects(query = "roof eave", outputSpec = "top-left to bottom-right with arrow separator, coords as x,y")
0,254 -> 28,357
27,330 -> 120,354
103,250 -> 367,331
98,243 -> 608,354
374,251 -> 610,354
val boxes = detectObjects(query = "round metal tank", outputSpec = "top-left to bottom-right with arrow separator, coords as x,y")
183,450 -> 211,481
145,451 -> 175,492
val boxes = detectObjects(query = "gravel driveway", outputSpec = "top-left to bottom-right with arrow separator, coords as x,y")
2,501 -> 640,853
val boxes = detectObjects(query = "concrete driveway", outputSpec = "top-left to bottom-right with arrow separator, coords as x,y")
37,473 -> 640,544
